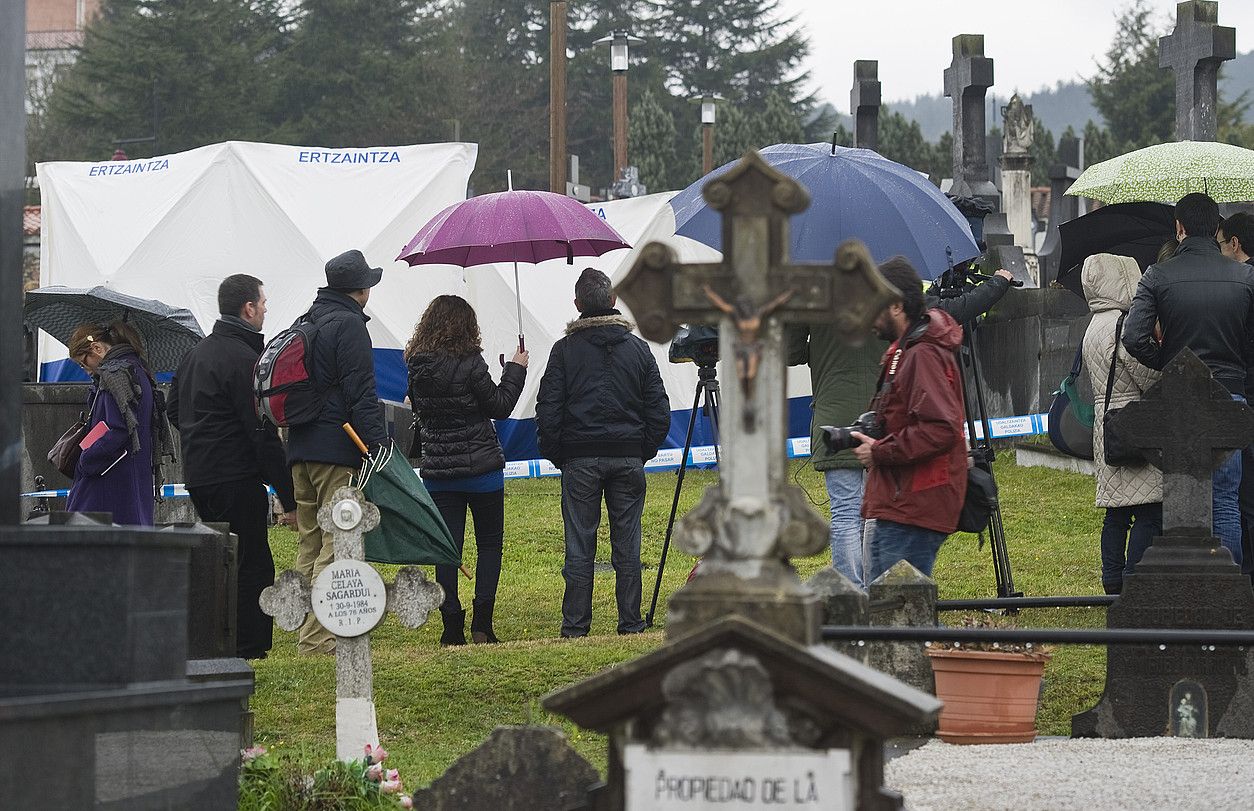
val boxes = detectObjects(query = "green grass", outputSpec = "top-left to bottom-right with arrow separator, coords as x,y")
252,454 -> 1107,785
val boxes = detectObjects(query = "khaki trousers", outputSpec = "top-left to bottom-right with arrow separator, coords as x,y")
291,461 -> 354,654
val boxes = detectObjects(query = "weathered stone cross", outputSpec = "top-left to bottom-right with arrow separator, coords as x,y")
943,34 -> 998,206
260,486 -> 443,760
851,60 -> 881,152
1107,350 -> 1254,539
616,150 -> 899,642
1159,0 -> 1236,142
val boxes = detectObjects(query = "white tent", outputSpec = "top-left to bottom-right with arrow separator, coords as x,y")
36,144 -> 814,462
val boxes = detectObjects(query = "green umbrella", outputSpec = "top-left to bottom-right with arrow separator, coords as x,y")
1066,140 -> 1254,204
346,429 -> 462,569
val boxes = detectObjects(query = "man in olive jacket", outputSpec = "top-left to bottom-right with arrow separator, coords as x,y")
169,274 -> 296,660
537,268 -> 670,638
286,249 -> 389,654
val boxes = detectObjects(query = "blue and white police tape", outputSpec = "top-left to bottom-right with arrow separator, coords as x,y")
22,412 -> 1049,498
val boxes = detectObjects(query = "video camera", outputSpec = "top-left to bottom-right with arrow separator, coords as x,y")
669,325 -> 719,368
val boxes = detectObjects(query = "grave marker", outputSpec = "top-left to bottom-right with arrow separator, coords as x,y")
943,34 -> 998,207
851,60 -> 881,152
1159,1 -> 1236,142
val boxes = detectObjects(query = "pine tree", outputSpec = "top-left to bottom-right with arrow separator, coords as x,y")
877,111 -> 932,172
1087,0 -> 1173,149
629,89 -> 678,191
758,91 -> 804,146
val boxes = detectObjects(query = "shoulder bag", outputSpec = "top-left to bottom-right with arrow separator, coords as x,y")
48,390 -> 98,479
1102,313 -> 1144,467
1047,344 -> 1095,460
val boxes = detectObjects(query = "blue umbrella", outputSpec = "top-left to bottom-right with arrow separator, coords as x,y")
670,143 -> 980,280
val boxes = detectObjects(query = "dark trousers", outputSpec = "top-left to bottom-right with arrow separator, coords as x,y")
867,519 -> 948,583
1100,502 -> 1162,589
432,489 -> 504,614
188,478 -> 274,659
560,456 -> 646,637
1240,447 -> 1254,580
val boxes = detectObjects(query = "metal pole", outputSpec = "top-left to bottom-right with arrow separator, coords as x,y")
821,625 -> 1254,646
548,1 -> 567,193
0,0 -> 27,524
512,261 -> 525,352
702,123 -> 713,176
612,71 -> 627,181
936,595 -> 1117,611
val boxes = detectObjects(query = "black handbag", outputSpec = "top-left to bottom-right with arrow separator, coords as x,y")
1101,313 -> 1144,467
957,460 -> 999,534
47,390 -> 98,479
1047,345 -> 1095,460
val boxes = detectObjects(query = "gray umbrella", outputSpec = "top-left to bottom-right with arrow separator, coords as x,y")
24,285 -> 205,374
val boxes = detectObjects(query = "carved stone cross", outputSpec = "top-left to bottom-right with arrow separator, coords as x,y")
616,151 -> 899,642
1107,350 -> 1254,537
1159,1 -> 1236,142
943,34 -> 998,206
260,486 -> 443,760
851,60 -> 881,152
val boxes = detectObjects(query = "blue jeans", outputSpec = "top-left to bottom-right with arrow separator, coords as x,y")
559,456 -> 647,637
825,469 -> 866,588
1214,447 -> 1243,568
1100,502 -> 1162,589
867,519 -> 948,582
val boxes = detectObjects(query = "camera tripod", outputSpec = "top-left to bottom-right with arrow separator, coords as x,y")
956,318 -> 1021,599
645,364 -> 721,628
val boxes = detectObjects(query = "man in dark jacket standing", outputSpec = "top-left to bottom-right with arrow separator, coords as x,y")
1124,194 -> 1254,567
850,258 -> 968,582
169,274 -> 297,660
1219,210 -> 1254,581
286,250 -> 390,654
537,268 -> 670,638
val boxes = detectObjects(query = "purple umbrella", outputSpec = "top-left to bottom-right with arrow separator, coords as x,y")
397,179 -> 631,351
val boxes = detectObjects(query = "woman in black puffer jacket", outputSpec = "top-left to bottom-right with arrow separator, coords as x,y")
406,295 -> 527,645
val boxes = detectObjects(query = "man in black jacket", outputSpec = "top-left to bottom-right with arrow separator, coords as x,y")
537,268 -> 670,637
1220,211 -> 1254,582
1124,193 -> 1254,568
169,274 -> 297,660
286,249 -> 390,654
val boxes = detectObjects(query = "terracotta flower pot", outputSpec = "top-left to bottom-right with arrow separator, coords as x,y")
926,647 -> 1051,744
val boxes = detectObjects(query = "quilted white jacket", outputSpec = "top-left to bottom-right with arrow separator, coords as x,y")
1081,254 -> 1163,508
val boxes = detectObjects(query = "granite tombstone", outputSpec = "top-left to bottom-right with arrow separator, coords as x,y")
1159,1 -> 1236,142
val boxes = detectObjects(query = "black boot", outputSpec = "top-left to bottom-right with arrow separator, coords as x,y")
1103,581 -> 1122,596
470,599 -> 499,644
440,608 -> 466,646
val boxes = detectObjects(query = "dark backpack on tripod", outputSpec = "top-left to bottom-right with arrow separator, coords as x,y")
957,458 -> 999,534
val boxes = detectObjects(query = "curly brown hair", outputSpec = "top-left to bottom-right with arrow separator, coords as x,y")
404,295 -> 482,360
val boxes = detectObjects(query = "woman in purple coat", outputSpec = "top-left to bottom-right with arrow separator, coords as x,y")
65,322 -> 157,525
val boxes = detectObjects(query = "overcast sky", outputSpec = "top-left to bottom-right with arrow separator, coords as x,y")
777,0 -> 1254,111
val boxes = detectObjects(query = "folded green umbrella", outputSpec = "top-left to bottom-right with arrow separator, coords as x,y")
348,435 -> 462,568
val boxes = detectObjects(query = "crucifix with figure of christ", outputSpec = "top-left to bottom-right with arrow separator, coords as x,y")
616,150 -> 900,643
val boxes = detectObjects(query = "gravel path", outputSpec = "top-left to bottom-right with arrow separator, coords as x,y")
886,738 -> 1254,810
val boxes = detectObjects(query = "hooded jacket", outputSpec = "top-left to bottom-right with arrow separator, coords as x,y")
1081,254 -> 1162,508
1123,235 -> 1254,396
168,318 -> 296,510
285,289 -> 388,469
861,308 -> 968,534
407,351 -> 525,480
535,310 -> 671,465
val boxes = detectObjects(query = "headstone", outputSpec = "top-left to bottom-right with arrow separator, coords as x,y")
867,561 -> 937,698
999,95 -> 1036,266
1159,1 -> 1236,142
412,726 -> 600,810
851,60 -> 881,152
1073,350 -> 1254,738
943,34 -> 999,208
261,487 -> 442,760
616,150 -> 899,645
547,153 -> 939,811
1036,140 -> 1082,287
807,567 -> 870,663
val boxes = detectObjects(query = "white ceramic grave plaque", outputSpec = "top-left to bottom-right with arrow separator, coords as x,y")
312,561 -> 387,638
623,745 -> 853,810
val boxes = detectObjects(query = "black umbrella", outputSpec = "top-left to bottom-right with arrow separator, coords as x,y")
1056,202 -> 1175,296
24,285 -> 204,373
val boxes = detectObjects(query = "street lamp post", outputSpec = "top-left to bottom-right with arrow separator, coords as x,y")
594,31 -> 644,183
691,94 -> 724,175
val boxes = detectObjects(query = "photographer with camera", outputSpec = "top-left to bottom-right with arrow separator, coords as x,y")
843,257 -> 968,582
788,263 -> 1012,588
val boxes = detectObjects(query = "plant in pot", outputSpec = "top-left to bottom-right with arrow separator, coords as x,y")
926,614 -> 1052,744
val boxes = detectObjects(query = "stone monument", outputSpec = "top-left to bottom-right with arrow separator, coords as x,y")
943,34 -> 998,208
999,94 -> 1037,280
261,487 -> 443,760
546,152 -> 939,811
1159,0 -> 1236,142
1073,350 -> 1254,738
851,60 -> 881,152
1037,133 -> 1083,287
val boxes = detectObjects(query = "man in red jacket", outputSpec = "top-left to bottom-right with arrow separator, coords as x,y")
850,257 -> 968,582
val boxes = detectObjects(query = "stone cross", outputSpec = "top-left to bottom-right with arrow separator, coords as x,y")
943,34 -> 998,207
616,150 -> 900,642
851,60 -> 881,152
260,486 -> 442,760
1107,350 -> 1254,537
1159,1 -> 1236,142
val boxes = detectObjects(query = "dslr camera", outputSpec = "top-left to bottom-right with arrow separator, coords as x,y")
819,411 -> 884,453
669,324 -> 720,368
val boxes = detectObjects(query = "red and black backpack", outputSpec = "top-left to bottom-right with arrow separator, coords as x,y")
254,313 -> 324,427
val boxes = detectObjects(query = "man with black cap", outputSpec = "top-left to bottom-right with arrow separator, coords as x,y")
286,249 -> 389,654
